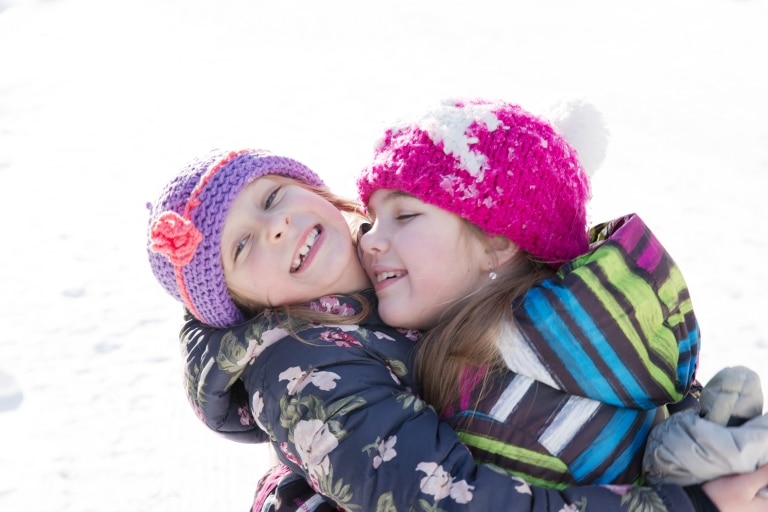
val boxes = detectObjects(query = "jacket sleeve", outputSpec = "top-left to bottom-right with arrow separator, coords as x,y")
251,327 -> 698,511
180,310 -> 268,444
504,214 -> 700,410
252,464 -> 718,512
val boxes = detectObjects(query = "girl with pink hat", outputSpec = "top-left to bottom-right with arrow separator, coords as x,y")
356,97 -> 768,504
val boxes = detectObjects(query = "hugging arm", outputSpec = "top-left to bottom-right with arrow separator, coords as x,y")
183,317 -> 702,511
181,310 -> 268,444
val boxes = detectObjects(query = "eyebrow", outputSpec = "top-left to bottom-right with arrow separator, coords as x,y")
367,190 -> 416,215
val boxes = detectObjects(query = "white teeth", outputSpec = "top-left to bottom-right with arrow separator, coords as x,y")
376,271 -> 401,282
300,228 -> 320,255
291,227 -> 320,272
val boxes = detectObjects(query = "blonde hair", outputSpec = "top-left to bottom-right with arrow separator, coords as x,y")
413,221 -> 555,416
229,181 -> 371,328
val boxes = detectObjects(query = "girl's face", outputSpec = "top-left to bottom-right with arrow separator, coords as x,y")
359,189 -> 491,330
221,175 -> 370,308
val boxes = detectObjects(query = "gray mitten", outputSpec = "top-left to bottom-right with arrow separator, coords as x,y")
643,366 -> 768,486
700,365 -> 763,426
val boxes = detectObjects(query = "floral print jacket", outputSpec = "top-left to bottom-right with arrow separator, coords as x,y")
180,293 -> 705,509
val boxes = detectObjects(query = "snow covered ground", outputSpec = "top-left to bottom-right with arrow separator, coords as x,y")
1,0 -> 766,510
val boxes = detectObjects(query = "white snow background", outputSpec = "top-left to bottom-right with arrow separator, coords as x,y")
1,0 -> 767,510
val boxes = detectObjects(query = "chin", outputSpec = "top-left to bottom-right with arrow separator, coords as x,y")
379,308 -> 417,331
379,308 -> 404,328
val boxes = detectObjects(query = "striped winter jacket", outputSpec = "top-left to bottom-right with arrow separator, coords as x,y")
450,213 -> 700,488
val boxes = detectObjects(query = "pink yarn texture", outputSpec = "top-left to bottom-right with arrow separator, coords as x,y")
357,99 -> 591,265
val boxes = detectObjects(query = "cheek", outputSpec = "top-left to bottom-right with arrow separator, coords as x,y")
398,231 -> 443,261
231,257 -> 275,305
225,272 -> 251,305
434,250 -> 484,296
361,252 -> 374,276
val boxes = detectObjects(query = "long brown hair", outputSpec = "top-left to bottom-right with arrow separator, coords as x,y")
229,181 -> 372,327
413,222 -> 555,416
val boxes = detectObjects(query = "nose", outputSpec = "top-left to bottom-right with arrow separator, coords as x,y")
358,220 -> 388,255
266,212 -> 290,243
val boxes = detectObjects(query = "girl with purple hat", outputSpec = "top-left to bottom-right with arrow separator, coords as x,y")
146,132 -> 767,509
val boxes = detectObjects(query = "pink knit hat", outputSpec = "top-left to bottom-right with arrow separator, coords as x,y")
357,99 -> 593,266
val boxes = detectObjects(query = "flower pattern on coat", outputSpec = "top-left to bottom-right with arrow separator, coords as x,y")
416,462 -> 474,504
280,367 -> 340,395
182,290 -> 693,511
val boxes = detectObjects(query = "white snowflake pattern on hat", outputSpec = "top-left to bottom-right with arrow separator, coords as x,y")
417,100 -> 503,178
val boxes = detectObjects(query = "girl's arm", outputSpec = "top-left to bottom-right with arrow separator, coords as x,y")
255,462 -> 768,512
181,309 -> 268,444
505,214 -> 699,410
233,326 -> 699,511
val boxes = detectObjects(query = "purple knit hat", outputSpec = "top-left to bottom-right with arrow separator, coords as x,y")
357,99 -> 592,266
147,148 -> 325,328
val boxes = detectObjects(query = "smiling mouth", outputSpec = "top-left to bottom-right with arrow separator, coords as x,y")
375,270 -> 404,283
291,226 -> 321,272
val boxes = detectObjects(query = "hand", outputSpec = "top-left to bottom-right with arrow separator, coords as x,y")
702,464 -> 768,511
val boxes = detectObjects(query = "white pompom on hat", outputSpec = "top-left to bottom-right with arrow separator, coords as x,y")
545,98 -> 610,178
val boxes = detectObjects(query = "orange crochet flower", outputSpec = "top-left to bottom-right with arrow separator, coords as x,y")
149,211 -> 203,267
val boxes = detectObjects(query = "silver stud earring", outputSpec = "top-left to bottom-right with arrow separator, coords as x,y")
489,271 -> 498,280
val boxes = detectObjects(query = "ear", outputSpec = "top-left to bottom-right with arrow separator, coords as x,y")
488,236 -> 518,268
